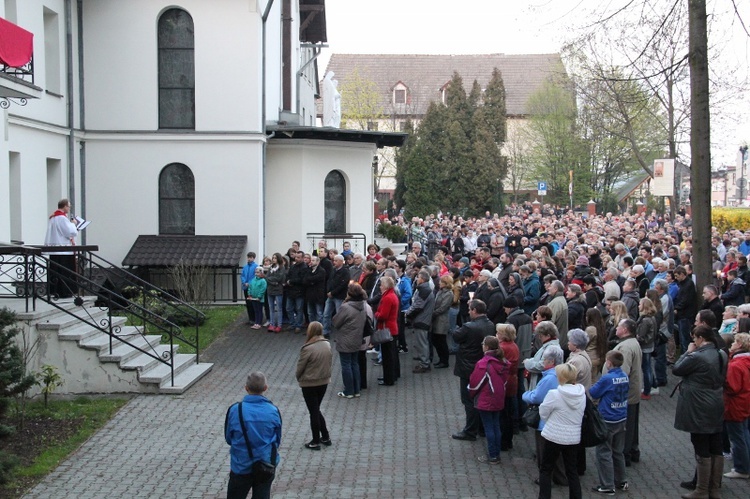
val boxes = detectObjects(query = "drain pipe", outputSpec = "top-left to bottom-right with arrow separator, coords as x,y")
260,0 -> 275,256
76,0 -> 86,243
64,0 -> 75,209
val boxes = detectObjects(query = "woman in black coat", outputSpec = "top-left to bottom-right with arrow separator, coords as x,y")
673,325 -> 728,498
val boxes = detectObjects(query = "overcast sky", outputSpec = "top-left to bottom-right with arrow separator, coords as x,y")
320,0 -> 750,167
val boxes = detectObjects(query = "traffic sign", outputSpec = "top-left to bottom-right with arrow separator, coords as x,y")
538,181 -> 547,190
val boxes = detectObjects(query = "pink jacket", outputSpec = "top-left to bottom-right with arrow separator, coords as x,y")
468,352 -> 510,412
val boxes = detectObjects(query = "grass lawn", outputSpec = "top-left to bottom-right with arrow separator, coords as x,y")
174,305 -> 244,354
0,397 -> 130,499
120,305 -> 243,355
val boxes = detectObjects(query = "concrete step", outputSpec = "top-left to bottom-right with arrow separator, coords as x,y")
36,307 -> 112,331
98,334 -> 163,363
78,328 -> 155,353
159,362 -> 214,394
138,353 -> 197,385
120,344 -> 179,372
56,316 -> 129,341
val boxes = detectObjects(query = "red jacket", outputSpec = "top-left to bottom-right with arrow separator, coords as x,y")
724,351 -> 750,421
500,340 -> 520,397
375,288 -> 399,336
468,353 -> 510,412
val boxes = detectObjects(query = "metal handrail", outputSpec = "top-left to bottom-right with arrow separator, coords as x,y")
1,243 -> 206,387
29,245 -> 204,363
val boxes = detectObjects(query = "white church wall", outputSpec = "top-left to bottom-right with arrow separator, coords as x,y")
82,0 -> 263,132
84,136 -> 264,264
266,139 -> 375,255
1,121 -> 73,244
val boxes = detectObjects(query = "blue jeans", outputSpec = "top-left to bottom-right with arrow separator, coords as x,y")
268,294 -> 283,327
323,297 -> 343,335
654,342 -> 667,385
594,420 -> 626,489
479,410 -> 502,459
285,296 -> 304,328
726,419 -> 750,474
677,318 -> 692,355
641,351 -> 653,395
339,351 -> 360,396
307,301 -> 324,324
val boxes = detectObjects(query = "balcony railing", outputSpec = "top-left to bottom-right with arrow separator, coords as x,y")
0,56 -> 34,85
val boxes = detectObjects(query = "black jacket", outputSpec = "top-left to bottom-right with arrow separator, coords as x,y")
286,262 -> 308,298
567,299 -> 585,331
674,278 -> 697,320
701,297 -> 725,323
303,265 -> 327,304
327,266 -> 350,300
486,286 -> 508,324
453,315 -> 495,378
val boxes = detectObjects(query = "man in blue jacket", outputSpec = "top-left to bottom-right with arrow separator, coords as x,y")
225,372 -> 282,499
589,350 -> 630,495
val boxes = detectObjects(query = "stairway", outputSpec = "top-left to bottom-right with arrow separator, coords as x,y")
18,298 -> 213,395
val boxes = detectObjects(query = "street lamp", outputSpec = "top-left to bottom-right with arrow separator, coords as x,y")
740,145 -> 748,206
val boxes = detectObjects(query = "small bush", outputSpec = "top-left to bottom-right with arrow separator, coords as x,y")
378,223 -> 406,243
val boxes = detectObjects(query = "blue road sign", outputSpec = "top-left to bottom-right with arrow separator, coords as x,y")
538,181 -> 547,191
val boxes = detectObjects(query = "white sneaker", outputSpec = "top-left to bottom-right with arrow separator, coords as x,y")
650,387 -> 660,395
366,348 -> 377,354
723,470 -> 749,479
262,321 -> 269,327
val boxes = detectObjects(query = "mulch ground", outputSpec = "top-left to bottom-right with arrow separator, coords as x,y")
0,415 -> 85,498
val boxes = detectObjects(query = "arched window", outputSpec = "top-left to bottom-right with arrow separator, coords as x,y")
159,163 -> 195,235
158,8 -> 195,129
324,171 -> 346,233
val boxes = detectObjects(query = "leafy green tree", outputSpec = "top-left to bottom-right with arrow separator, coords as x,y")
526,79 -> 590,206
338,66 -> 383,129
575,67 -> 665,210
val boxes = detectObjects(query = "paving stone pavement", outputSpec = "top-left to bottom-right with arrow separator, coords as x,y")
24,317 -> 750,498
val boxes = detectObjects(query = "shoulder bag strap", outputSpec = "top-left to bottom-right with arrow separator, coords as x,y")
237,401 -> 278,465
236,402 -> 254,461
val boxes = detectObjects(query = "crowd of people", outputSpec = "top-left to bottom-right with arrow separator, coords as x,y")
231,204 -> 750,499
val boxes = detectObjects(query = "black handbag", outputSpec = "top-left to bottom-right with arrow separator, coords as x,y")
237,402 -> 277,483
580,397 -> 608,447
371,327 -> 393,345
522,404 -> 541,429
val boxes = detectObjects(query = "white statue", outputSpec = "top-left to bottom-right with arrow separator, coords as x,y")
323,71 -> 341,128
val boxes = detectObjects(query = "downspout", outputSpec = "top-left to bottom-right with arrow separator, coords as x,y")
261,0 -> 276,255
64,0 -> 75,209
76,0 -> 86,243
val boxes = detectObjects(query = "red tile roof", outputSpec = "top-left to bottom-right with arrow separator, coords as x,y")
324,53 -> 566,117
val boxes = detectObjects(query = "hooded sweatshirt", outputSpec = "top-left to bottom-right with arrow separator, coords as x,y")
539,383 -> 586,445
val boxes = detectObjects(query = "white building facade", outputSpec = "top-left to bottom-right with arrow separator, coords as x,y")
1,0 -> 400,266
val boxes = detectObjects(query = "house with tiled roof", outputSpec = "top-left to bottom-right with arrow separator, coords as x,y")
322,53 -> 567,201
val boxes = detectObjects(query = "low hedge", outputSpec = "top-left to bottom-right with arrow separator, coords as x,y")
712,207 -> 750,233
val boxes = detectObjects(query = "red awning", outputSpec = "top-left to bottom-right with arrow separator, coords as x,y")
0,17 -> 33,68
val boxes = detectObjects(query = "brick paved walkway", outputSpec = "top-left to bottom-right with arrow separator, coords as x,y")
25,317 -> 750,498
